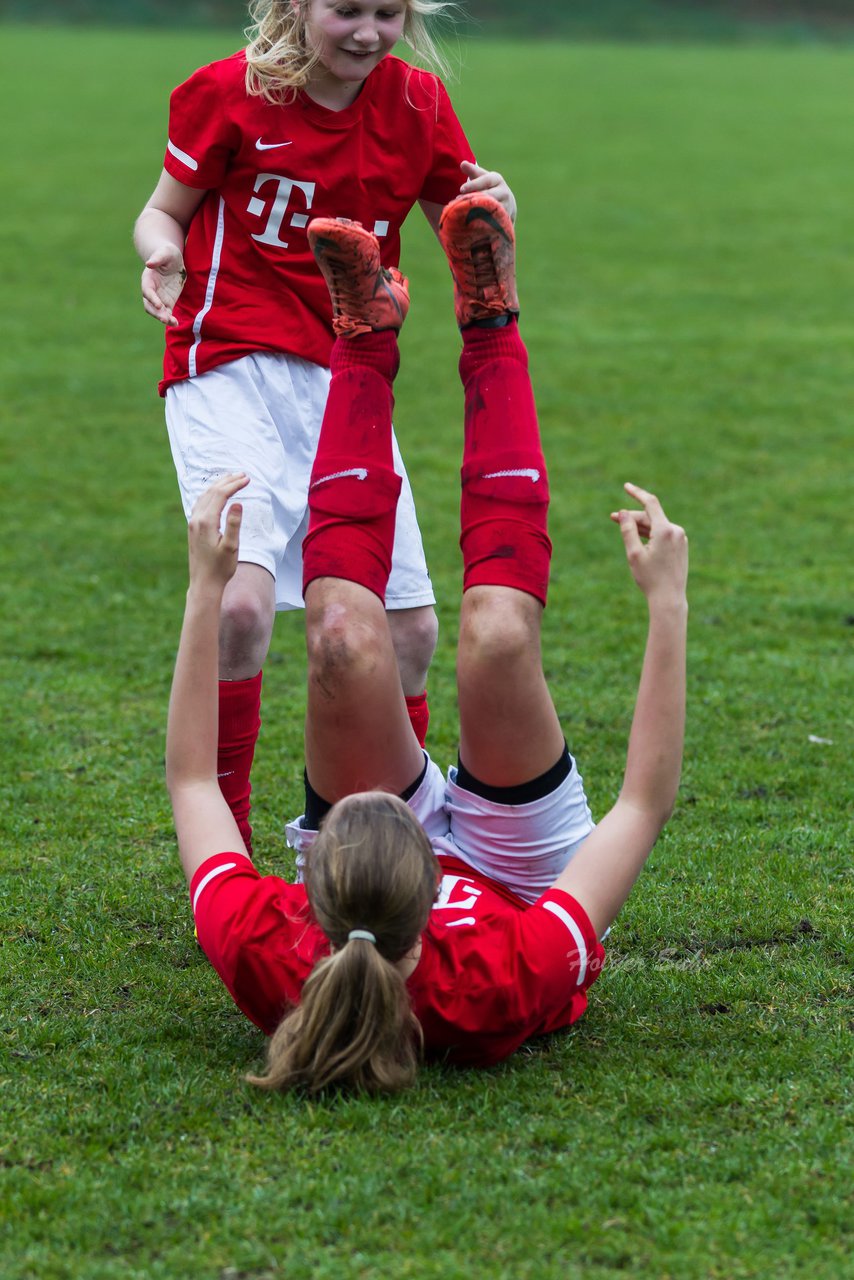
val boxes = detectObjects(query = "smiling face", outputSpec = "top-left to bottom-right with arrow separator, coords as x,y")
301,0 -> 407,99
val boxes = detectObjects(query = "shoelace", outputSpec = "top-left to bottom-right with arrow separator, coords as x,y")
329,259 -> 398,315
470,240 -> 499,296
326,257 -> 370,313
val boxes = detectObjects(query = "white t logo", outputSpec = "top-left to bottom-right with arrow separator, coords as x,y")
248,174 -> 317,248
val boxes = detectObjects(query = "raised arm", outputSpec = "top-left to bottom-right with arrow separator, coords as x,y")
166,474 -> 251,883
553,484 -> 689,938
134,169 -> 207,327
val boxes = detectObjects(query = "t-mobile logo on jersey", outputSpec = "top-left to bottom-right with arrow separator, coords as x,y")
247,173 -> 390,249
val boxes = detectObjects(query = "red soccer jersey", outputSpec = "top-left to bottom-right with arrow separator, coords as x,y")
159,51 -> 474,393
190,850 -> 605,1069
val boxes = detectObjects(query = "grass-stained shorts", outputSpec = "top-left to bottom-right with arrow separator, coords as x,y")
165,351 -> 435,611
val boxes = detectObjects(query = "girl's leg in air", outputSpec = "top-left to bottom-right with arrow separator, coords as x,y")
454,317 -> 564,786
299,241 -> 424,804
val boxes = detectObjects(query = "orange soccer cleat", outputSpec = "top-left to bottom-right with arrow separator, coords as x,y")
308,217 -> 409,337
438,194 -> 520,328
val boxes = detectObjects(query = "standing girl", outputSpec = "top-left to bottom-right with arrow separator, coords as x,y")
134,0 -> 516,848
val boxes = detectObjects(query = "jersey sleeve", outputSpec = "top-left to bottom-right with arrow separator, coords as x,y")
189,852 -> 313,1032
511,888 -> 606,1034
413,883 -> 605,1068
418,75 -> 476,206
189,852 -> 268,987
164,61 -> 239,190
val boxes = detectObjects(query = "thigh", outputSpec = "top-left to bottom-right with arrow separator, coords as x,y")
456,587 -> 565,787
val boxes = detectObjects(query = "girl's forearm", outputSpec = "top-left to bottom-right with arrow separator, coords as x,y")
134,205 -> 186,263
619,596 -> 688,822
165,584 -> 224,794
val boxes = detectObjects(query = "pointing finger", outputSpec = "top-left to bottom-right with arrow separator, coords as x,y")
623,481 -> 668,527
623,481 -> 658,505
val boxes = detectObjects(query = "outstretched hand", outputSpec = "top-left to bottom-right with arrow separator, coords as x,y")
611,482 -> 688,605
187,474 -> 249,590
459,161 -> 517,223
141,243 -> 186,326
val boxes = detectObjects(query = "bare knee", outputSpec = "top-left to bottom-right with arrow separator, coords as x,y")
387,606 -> 438,695
219,573 -> 275,678
306,599 -> 388,697
458,589 -> 542,679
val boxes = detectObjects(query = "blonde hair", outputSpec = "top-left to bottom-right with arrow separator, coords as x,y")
247,792 -> 439,1095
245,0 -> 457,104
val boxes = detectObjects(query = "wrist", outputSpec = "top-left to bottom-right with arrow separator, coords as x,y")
646,592 -> 688,620
186,578 -> 226,610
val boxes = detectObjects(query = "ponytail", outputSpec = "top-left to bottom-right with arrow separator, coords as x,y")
247,935 -> 422,1093
247,792 -> 438,1094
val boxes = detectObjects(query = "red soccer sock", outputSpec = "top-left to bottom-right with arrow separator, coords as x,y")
458,318 -> 552,605
330,327 -> 400,380
302,332 -> 402,603
217,670 -> 262,852
405,690 -> 430,748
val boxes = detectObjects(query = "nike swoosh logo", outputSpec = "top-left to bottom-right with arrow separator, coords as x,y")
312,471 -> 368,488
256,138 -> 293,150
482,468 -> 541,482
312,468 -> 369,486
465,206 -> 513,243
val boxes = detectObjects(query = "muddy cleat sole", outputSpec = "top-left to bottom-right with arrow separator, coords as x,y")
438,194 -> 519,329
308,217 -> 409,337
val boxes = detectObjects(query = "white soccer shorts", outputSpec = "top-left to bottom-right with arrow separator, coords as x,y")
165,351 -> 435,611
286,752 -> 595,905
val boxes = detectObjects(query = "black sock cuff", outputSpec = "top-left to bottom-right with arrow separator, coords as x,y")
454,744 -> 571,805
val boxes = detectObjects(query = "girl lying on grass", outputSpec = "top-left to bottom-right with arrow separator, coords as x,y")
135,0 -> 516,853
166,194 -> 689,1093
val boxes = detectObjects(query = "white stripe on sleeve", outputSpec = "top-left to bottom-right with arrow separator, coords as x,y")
192,861 -> 237,914
542,899 -> 588,986
168,138 -> 199,172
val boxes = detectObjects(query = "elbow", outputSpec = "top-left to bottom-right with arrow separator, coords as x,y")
657,784 -> 680,827
617,787 -> 678,838
164,754 -> 196,804
165,759 -> 181,804
649,786 -> 680,833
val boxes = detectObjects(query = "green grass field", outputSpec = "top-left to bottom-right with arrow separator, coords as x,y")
1,24 -> 851,1280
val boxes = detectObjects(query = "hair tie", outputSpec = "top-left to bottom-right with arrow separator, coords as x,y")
348,929 -> 377,945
